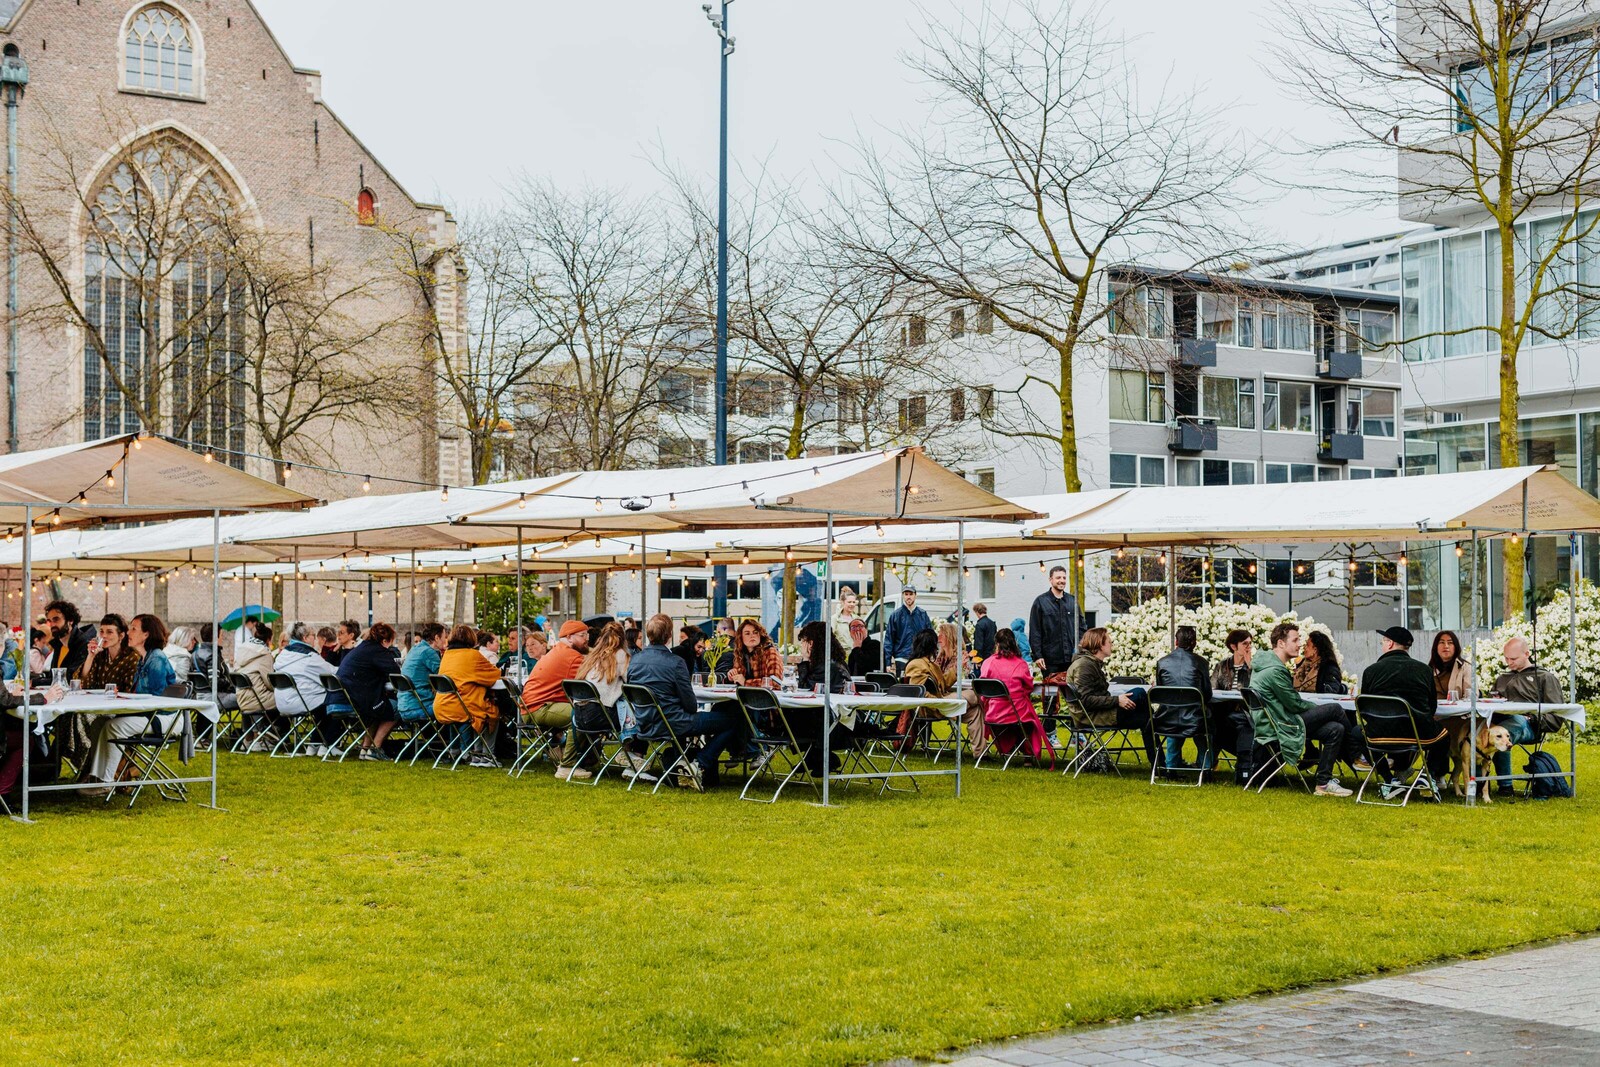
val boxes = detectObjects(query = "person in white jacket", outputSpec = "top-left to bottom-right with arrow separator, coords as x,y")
272,621 -> 338,756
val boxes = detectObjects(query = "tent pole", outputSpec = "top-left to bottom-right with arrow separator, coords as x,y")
1399,539 -> 1407,626
1468,531 -> 1479,809
565,563 -> 573,625
366,576 -> 374,629
207,509 -> 220,810
515,528 -> 524,676
820,511 -> 835,806
409,551 -> 417,636
639,531 -> 647,627
16,504 -> 30,822
1570,531 -> 1579,798
1168,545 -> 1177,641
955,520 -> 965,799
293,546 -> 300,619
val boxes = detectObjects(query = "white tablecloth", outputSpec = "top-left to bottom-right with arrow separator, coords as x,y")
693,686 -> 964,731
1115,685 -> 1587,730
11,691 -> 221,733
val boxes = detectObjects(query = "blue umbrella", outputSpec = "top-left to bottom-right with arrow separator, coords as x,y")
220,605 -> 283,631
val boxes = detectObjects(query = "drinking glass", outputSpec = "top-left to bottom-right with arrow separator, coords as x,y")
105,683 -> 117,696
692,673 -> 706,688
50,668 -> 66,691
69,679 -> 82,693
1447,688 -> 1459,703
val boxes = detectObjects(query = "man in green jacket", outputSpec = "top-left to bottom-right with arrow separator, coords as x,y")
1250,622 -> 1361,796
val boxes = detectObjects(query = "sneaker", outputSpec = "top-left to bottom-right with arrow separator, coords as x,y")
302,743 -> 325,758
1351,758 -> 1375,774
1315,779 -> 1353,797
358,747 -> 381,762
623,750 -> 653,775
246,733 -> 279,754
468,754 -> 499,769
367,747 -> 393,762
1379,778 -> 1406,800
676,762 -> 705,792
554,765 -> 593,780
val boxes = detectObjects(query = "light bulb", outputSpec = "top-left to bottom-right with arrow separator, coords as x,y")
998,565 -> 1005,578
204,451 -> 214,463
1039,560 -> 1046,572
283,463 -> 293,479
518,493 -> 527,510
742,554 -> 750,565
1399,554 -> 1408,567
594,497 -> 603,512
104,471 -> 115,488
440,485 -> 449,502
668,493 -> 677,509
50,513 -> 60,525
362,475 -> 371,493
133,437 -> 142,450
1455,545 -> 1464,558
875,524 -> 885,538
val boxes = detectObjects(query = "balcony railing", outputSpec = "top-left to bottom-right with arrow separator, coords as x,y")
1319,432 -> 1364,463
1176,337 -> 1217,368
1168,417 -> 1218,454
1317,351 -> 1363,380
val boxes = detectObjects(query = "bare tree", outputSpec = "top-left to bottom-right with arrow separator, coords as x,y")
383,210 -> 562,485
838,0 -> 1254,598
1281,0 -> 1600,614
226,223 -> 413,484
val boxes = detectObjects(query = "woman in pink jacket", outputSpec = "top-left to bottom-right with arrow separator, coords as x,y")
980,628 -> 1053,761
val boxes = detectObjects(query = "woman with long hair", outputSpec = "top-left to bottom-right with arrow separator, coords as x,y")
1429,630 -> 1473,700
578,622 -> 654,781
979,627 -> 1052,762
935,621 -> 962,676
727,619 -> 782,689
79,613 -> 177,795
831,587 -> 862,650
1292,630 -> 1346,695
128,614 -> 176,697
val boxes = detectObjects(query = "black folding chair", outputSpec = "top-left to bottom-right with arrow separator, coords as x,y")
1061,682 -> 1146,778
1147,685 -> 1212,787
560,679 -> 621,785
970,676 -> 1029,770
427,673 -> 489,770
864,671 -> 898,692
1354,694 -> 1444,807
733,686 -> 819,802
318,675 -> 369,762
507,686 -> 565,778
266,671 -> 319,757
105,703 -> 191,808
227,671 -> 274,753
389,673 -> 441,765
621,683 -> 702,793
1241,688 -> 1313,794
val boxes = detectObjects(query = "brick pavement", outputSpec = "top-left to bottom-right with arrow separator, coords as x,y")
906,937 -> 1600,1067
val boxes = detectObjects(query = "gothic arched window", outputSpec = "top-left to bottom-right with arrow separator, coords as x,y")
83,135 -> 244,463
123,4 -> 199,96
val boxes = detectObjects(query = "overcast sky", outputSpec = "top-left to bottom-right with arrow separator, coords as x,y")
254,0 -> 1403,252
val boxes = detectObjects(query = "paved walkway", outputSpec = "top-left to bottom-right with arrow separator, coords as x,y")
923,938 -> 1600,1067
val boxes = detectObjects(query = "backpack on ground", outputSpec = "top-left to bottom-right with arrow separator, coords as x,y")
1524,750 -> 1573,799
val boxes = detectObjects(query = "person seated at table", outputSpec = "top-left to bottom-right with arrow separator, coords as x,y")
496,627 -> 543,680
41,599 -> 90,681
191,623 -> 230,695
1207,629 -> 1256,784
76,615 -> 177,794
845,619 -> 881,678
727,620 -> 783,690
80,614 -> 141,692
1293,630 -> 1347,695
935,621 -> 963,677
164,627 -> 197,684
336,621 -> 400,761
1250,623 -> 1363,797
672,625 -> 703,677
1009,618 -> 1032,662
476,629 -> 501,665
786,620 -> 861,773
26,627 -> 51,679
436,624 -> 504,768
521,620 -> 592,779
979,628 -> 1051,761
1213,629 -> 1252,692
1063,627 -> 1156,764
1489,637 -> 1564,790
396,622 -> 446,726
1,679 -> 65,807
1430,630 -> 1473,701
903,629 -> 983,752
1361,625 -> 1446,787
579,622 -> 652,781
273,622 -> 340,757
629,613 -> 745,791
1155,626 -> 1212,770
232,621 -> 278,747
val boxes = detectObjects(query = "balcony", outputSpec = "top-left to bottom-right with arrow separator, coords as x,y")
1317,351 -> 1363,380
1168,417 -> 1218,455
1175,337 -> 1217,368
1319,432 -> 1365,463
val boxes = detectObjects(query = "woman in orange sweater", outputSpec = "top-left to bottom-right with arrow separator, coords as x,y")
437,624 -> 505,765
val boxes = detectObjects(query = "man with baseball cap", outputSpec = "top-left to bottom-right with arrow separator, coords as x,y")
521,620 -> 593,779
1360,625 -> 1450,786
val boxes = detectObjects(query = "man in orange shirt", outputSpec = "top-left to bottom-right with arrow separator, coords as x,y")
521,620 -> 591,778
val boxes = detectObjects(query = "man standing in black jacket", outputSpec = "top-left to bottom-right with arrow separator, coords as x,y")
1028,566 -> 1079,675
971,603 -> 997,662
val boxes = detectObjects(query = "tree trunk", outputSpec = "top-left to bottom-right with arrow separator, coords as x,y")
1055,339 -> 1084,602
780,561 -> 797,646
1497,214 -> 1524,621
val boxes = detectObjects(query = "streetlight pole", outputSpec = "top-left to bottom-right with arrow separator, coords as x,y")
704,1 -> 736,619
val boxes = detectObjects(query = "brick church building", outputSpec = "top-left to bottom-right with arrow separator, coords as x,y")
0,0 -> 469,623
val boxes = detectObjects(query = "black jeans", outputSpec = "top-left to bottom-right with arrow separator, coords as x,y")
1209,700 -> 1255,783
1300,703 -> 1349,786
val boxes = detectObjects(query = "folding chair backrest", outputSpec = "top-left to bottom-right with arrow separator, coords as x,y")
320,674 -> 358,710
427,673 -> 472,722
1355,694 -> 1423,747
969,677 -> 1009,702
1110,675 -> 1147,686
886,683 -> 925,698
229,671 -> 265,713
562,679 -> 611,734
853,681 -> 880,693
1147,685 -> 1206,736
162,682 -> 190,699
865,671 -> 898,691
621,683 -> 682,748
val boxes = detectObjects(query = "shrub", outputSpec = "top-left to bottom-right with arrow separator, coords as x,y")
1105,596 -> 1338,681
1472,581 -> 1600,700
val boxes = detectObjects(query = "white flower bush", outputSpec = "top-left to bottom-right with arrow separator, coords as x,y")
1105,596 -> 1338,681
1472,581 -> 1600,700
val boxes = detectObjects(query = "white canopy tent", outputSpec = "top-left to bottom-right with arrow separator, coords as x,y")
6,435 -> 318,823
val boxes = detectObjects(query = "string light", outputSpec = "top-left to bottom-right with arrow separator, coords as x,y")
1349,560 -> 1359,573
518,493 -> 527,510
440,485 -> 449,503
998,565 -> 1005,578
668,493 -> 677,510
874,523 -> 885,538
1038,560 -> 1046,572
812,466 -> 820,480
104,470 -> 115,488
50,513 -> 60,526
283,463 -> 293,479
784,549 -> 795,562
1455,544 -> 1464,558
362,475 -> 372,493
132,437 -> 142,450
665,550 -> 673,563
1399,553 -> 1408,567
204,451 -> 214,463
925,565 -> 934,579
907,484 -> 920,495
1511,532 -> 1521,544
593,497 -> 603,512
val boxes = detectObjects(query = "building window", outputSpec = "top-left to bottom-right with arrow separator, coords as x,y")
974,386 -> 995,419
124,4 -> 199,96
977,567 -> 996,599
83,135 -> 243,461
1349,466 -> 1400,480
1359,388 -> 1397,437
1198,293 -> 1238,346
734,377 -> 778,418
1339,308 -> 1395,353
1200,374 -> 1256,429
976,304 -> 994,335
950,306 -> 966,338
968,468 -> 995,493
660,372 -> 709,415
1110,369 -> 1165,423
356,189 -> 377,226
949,388 -> 966,422
1175,458 -> 1255,486
907,314 -> 927,346
658,436 -> 702,466
1265,463 -> 1317,483
1253,300 -> 1312,352
1108,285 -> 1171,339
736,439 -> 781,464
1109,453 -> 1165,489
898,394 -> 926,431
1262,379 -> 1314,433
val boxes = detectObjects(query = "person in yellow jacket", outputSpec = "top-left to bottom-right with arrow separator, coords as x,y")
437,624 -> 505,766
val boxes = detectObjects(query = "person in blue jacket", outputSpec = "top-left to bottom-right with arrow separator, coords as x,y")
884,587 -> 932,668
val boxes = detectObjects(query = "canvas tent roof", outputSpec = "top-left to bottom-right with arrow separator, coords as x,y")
0,434 -> 314,529
1027,466 -> 1600,548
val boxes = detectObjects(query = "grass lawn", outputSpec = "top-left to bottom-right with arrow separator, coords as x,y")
5,749 -> 1600,1066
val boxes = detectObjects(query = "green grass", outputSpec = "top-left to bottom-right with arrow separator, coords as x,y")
5,749 -> 1600,1066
